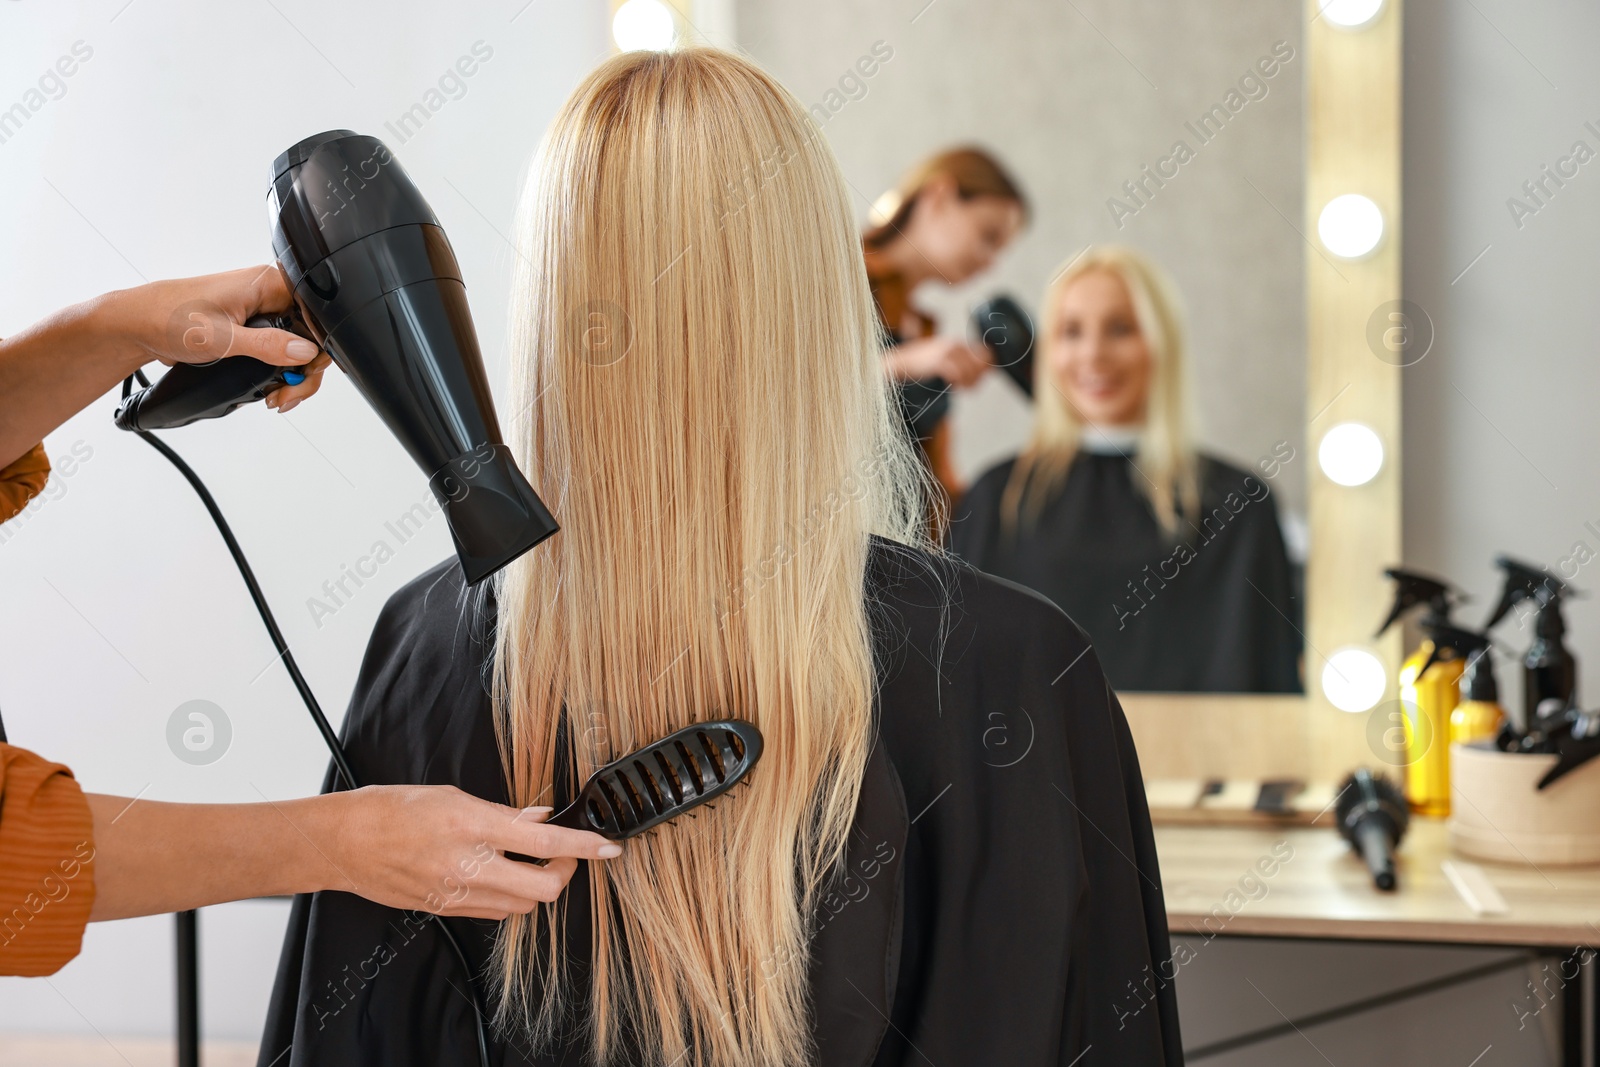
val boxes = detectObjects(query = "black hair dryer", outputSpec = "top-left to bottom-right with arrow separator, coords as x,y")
971,294 -> 1036,397
115,130 -> 557,584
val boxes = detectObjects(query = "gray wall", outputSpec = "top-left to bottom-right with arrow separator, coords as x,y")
735,0 -> 1308,520
1404,0 -> 1600,723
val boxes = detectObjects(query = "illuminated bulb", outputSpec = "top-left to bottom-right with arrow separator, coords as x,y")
1318,194 -> 1385,258
1318,422 -> 1384,487
1322,648 -> 1387,713
1319,0 -> 1386,29
613,0 -> 676,51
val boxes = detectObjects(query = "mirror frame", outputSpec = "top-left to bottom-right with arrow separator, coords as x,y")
1120,0 -> 1403,783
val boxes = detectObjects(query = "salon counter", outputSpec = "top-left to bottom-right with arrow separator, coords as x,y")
1154,817 -> 1600,948
1155,818 -> 1600,1065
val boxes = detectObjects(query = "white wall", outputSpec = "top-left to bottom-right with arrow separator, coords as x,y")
0,0 -> 609,1044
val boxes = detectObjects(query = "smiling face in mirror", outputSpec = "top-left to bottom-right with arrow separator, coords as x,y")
899,177 -> 1025,285
1048,269 -> 1152,428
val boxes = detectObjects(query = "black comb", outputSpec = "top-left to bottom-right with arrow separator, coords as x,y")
508,719 -> 763,863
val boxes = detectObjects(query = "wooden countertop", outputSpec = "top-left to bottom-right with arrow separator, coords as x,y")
1155,818 -> 1600,948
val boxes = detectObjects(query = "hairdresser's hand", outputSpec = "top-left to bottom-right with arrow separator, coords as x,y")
112,265 -> 334,413
885,335 -> 991,388
321,785 -> 621,920
0,264 -> 336,465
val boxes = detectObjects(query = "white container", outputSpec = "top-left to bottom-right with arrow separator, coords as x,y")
1449,740 -> 1600,867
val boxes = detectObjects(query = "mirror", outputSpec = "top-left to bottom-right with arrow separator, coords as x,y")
733,0 -> 1308,694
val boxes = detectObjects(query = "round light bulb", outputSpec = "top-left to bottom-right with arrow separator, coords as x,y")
1318,422 -> 1385,487
1319,0 -> 1386,29
613,0 -> 676,52
1318,194 -> 1385,258
1322,648 -> 1387,713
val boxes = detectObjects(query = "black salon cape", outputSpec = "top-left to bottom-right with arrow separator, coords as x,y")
949,452 -> 1302,693
259,536 -> 1181,1067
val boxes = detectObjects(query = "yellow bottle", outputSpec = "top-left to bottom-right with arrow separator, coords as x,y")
1378,569 -> 1468,818
1400,638 -> 1464,817
1450,644 -> 1504,745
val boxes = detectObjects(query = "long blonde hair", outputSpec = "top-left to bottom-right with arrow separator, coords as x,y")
491,48 -> 931,1066
1002,245 -> 1200,535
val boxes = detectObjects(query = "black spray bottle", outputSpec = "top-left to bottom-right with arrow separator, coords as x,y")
1484,556 -> 1579,749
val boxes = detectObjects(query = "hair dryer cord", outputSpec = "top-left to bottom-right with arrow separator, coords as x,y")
128,409 -> 493,1067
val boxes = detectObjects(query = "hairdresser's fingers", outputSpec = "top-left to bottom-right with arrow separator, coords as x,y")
487,806 -> 623,862
244,262 -> 295,314
227,319 -> 322,369
911,336 -> 980,387
132,266 -> 298,367
429,888 -> 546,921
266,353 -> 334,413
432,856 -> 580,919
447,879 -> 580,919
448,900 -> 543,921
484,854 -> 582,908
942,341 -> 991,388
204,264 -> 304,367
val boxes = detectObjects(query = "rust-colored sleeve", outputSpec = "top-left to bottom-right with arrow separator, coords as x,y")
0,744 -> 97,976
0,443 -> 51,524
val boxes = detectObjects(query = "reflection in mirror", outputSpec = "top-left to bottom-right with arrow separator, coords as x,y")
736,0 -> 1308,693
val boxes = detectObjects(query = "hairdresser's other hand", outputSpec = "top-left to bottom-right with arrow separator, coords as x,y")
886,335 -> 991,388
321,785 -> 621,920
115,264 -> 333,413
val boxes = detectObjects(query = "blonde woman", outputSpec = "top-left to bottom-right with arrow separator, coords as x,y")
262,53 -> 1178,1067
949,246 -> 1301,693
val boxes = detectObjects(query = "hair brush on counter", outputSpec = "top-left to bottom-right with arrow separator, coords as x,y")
1335,768 -> 1409,891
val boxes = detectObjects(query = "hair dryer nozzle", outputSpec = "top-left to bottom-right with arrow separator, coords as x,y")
430,444 -> 558,584
267,131 -> 559,582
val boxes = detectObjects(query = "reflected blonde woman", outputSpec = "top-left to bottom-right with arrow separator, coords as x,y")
951,245 -> 1302,694
1005,246 -> 1201,533
263,51 -> 1180,1067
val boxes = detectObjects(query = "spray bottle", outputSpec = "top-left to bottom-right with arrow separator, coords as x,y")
1484,556 -> 1579,749
1439,627 -> 1503,745
1378,568 -> 1467,816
